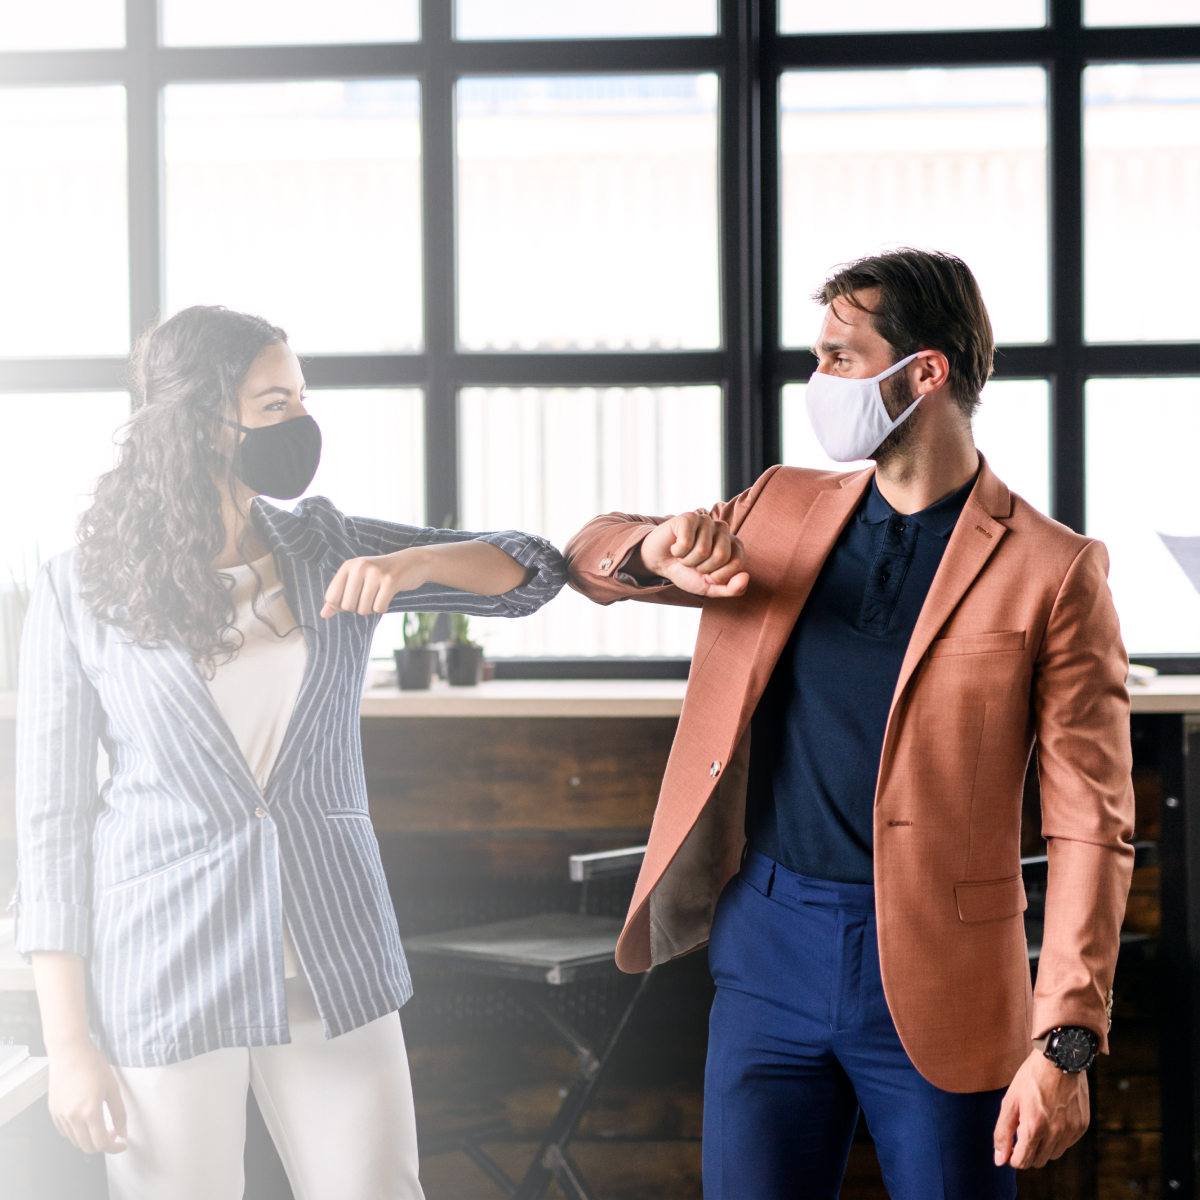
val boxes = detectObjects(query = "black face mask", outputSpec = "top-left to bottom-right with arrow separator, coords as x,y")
222,415 -> 322,500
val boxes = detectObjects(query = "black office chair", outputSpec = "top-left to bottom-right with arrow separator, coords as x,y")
406,845 -> 651,1200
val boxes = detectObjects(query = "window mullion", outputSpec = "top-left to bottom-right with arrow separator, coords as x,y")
421,0 -> 458,529
125,0 -> 162,344
1048,0 -> 1085,534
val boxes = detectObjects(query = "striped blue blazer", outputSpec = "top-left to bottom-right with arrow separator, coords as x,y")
15,497 -> 566,1067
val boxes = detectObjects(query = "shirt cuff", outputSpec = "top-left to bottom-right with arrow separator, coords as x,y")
613,545 -> 671,590
14,901 -> 92,961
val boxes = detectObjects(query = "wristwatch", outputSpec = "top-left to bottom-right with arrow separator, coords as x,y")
1041,1026 -> 1098,1074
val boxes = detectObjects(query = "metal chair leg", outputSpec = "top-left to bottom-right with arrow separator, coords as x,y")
419,1118 -> 518,1196
514,970 -> 654,1200
543,1144 -> 600,1200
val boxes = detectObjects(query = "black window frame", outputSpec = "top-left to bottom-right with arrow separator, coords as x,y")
0,0 -> 1198,635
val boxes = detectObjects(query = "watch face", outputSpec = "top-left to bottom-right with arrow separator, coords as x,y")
1054,1028 -> 1095,1072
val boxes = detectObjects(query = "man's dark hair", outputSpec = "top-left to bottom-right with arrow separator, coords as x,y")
812,248 -> 994,419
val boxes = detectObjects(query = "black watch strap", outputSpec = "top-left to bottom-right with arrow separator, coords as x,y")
1043,1026 -> 1098,1074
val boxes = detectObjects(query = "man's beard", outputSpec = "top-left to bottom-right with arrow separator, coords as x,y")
870,371 -> 922,467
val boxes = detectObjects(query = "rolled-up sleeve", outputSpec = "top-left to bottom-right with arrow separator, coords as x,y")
14,563 -> 103,958
343,515 -> 568,618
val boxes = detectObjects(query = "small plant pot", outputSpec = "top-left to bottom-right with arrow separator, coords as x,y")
394,646 -> 437,690
445,642 -> 484,687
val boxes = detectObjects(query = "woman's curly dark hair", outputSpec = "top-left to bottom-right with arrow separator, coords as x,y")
77,305 -> 287,673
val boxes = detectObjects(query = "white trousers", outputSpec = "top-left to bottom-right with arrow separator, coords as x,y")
106,975 -> 425,1200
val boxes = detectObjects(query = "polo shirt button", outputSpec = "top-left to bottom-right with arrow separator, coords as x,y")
599,558 -> 613,571
710,761 -> 721,777
254,807 -> 267,818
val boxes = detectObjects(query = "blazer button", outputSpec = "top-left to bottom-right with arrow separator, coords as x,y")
710,761 -> 721,778
599,557 -> 613,571
254,807 -> 267,818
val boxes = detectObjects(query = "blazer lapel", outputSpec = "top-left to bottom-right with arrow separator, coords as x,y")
155,637 -> 264,802
888,457 -> 1013,711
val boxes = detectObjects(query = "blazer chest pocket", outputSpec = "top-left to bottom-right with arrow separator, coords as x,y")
955,875 -> 1027,923
929,630 -> 1026,659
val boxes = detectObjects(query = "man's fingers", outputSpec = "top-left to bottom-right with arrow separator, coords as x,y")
1010,1116 -> 1044,1171
677,521 -> 714,567
993,1097 -> 1019,1166
702,572 -> 749,598
666,513 -> 699,562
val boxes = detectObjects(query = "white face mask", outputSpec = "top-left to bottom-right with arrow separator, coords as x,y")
805,351 -> 923,462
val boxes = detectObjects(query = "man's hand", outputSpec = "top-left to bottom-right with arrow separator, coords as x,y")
632,511 -> 749,598
993,1049 -> 1090,1169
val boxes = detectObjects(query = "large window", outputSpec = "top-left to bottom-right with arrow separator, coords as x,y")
1,2 -> 1197,666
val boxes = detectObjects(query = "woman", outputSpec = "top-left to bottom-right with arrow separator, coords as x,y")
16,305 -> 566,1199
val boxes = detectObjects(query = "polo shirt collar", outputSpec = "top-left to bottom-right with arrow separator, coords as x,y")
860,469 -> 980,539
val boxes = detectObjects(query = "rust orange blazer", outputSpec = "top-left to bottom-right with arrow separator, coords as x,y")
565,458 -> 1135,1094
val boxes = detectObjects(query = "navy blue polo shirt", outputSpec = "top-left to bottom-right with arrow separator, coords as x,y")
744,470 -> 977,884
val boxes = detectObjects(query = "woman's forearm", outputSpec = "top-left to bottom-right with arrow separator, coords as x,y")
32,952 -> 93,1052
419,540 -> 534,596
32,951 -> 129,1155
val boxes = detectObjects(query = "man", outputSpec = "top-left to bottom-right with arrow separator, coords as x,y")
564,249 -> 1134,1199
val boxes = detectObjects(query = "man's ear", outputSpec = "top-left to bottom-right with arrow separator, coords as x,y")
914,350 -> 951,395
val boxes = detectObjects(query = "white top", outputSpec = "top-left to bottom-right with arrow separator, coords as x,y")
205,553 -> 308,978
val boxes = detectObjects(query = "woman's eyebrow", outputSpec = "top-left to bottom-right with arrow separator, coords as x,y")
251,385 -> 294,399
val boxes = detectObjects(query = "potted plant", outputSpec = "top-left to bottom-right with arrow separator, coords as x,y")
394,612 -> 437,690
444,613 -> 484,687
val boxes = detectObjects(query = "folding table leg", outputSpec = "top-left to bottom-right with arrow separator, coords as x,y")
543,1144 -> 599,1200
514,970 -> 654,1200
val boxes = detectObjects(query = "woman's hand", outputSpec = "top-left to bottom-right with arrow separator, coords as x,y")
321,548 -> 432,618
47,1037 -> 128,1155
321,541 -> 533,617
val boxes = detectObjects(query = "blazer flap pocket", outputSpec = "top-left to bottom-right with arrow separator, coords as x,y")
929,630 -> 1026,659
955,875 -> 1027,923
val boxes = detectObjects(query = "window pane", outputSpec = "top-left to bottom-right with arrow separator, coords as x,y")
781,68 -> 1048,347
780,0 -> 1044,33
0,393 -> 128,573
1084,64 -> 1200,343
458,386 -> 721,657
1085,1 -> 1199,25
456,76 -> 720,351
165,81 -> 422,354
782,378 -> 1049,515
0,87 -> 129,356
293,388 -> 425,663
163,0 -> 418,45
0,1 -> 123,49
294,389 -> 424,525
1087,378 -> 1200,654
456,0 -> 717,39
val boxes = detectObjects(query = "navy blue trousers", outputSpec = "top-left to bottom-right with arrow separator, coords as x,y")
703,850 -> 1017,1200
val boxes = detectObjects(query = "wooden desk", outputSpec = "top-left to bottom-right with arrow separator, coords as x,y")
0,1057 -> 48,1128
